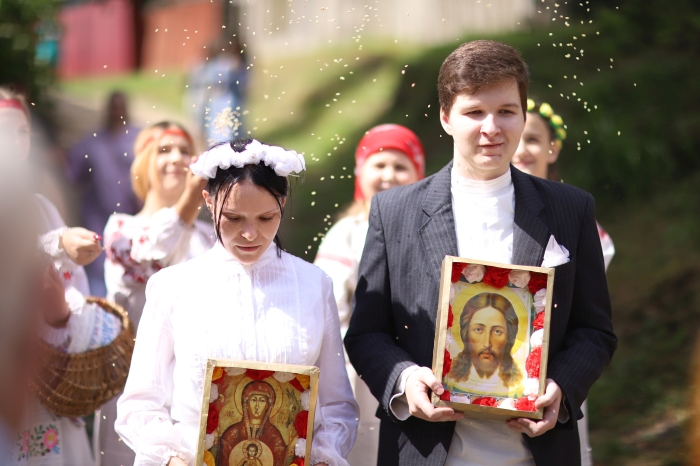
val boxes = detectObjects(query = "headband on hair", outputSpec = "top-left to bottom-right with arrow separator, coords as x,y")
137,127 -> 193,153
190,139 -> 305,179
527,99 -> 566,149
0,99 -> 27,115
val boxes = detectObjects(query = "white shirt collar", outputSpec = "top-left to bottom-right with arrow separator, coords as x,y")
451,166 -> 512,195
210,240 -> 279,270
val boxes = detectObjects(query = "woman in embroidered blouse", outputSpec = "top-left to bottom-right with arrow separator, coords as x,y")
313,124 -> 424,465
512,99 -> 615,466
101,122 -> 214,465
116,138 -> 358,466
1,87 -> 120,466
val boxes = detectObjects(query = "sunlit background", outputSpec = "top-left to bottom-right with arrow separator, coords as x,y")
2,0 -> 699,464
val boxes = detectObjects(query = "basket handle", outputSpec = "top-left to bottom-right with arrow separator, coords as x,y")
86,296 -> 131,331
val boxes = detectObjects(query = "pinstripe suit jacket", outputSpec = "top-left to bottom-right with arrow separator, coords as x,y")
344,162 -> 617,466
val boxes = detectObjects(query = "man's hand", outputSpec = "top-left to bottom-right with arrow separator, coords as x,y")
405,367 -> 464,422
506,378 -> 563,437
61,227 -> 102,266
167,457 -> 187,466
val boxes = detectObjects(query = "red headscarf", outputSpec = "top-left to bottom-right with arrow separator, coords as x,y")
354,124 -> 425,201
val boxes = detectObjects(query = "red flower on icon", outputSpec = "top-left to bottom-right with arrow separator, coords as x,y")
440,390 -> 451,401
526,347 -> 542,379
515,397 -> 537,412
447,305 -> 454,328
483,267 -> 510,289
451,263 -> 467,283
291,458 -> 304,466
471,397 -> 498,407
528,272 -> 548,295
245,369 -> 275,381
442,350 -> 452,377
206,404 -> 219,434
294,410 -> 309,439
533,312 -> 545,331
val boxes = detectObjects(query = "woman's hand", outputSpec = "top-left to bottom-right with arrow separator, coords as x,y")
176,162 -> 208,225
167,457 -> 187,466
61,227 -> 102,265
39,266 -> 71,328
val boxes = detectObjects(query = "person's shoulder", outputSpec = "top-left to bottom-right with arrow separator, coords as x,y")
104,212 -> 137,233
283,251 -> 332,284
525,172 -> 594,205
147,249 -> 211,289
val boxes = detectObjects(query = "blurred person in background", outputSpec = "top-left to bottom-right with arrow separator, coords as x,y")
512,98 -> 615,466
98,121 -> 214,466
1,87 -> 122,466
0,151 -> 41,463
314,124 -> 425,465
187,37 -> 248,146
66,91 -> 141,297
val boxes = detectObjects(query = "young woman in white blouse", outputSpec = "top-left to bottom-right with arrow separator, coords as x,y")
100,122 -> 214,466
1,87 -> 120,466
512,99 -> 615,466
116,138 -> 358,466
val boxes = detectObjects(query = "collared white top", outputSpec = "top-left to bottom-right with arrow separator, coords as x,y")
115,242 -> 359,466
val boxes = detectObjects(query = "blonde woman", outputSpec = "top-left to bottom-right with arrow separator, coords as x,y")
100,122 -> 214,466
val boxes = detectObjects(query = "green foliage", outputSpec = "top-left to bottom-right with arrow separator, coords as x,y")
0,0 -> 60,102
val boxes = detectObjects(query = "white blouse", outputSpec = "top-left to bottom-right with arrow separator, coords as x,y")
115,242 -> 359,466
104,207 -> 214,326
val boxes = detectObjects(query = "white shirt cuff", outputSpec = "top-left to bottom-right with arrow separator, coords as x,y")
389,365 -> 420,421
558,396 -> 570,424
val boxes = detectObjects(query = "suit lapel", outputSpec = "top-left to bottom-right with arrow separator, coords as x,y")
511,166 -> 550,266
419,163 -> 458,286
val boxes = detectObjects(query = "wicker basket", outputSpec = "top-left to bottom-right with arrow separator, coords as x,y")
30,297 -> 135,418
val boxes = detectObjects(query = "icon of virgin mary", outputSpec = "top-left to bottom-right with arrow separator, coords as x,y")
217,380 -> 287,466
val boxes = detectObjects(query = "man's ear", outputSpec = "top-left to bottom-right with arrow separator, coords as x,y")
548,142 -> 561,164
440,107 -> 453,136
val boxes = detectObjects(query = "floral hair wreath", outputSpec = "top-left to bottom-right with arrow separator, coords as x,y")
527,98 -> 566,149
190,139 -> 306,180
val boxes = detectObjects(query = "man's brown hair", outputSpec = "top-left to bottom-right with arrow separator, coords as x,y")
438,40 -> 529,116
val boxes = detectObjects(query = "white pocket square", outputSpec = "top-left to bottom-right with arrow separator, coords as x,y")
541,235 -> 570,268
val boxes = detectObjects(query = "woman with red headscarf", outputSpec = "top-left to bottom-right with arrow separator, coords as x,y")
314,124 -> 425,465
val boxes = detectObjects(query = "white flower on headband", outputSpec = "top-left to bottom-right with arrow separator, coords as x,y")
190,140 -> 305,179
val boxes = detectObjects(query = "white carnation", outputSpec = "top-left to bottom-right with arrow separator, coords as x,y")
301,389 -> 310,411
534,289 -> 547,314
208,384 -> 219,403
449,394 -> 470,404
498,398 -> 516,410
463,264 -> 485,283
272,371 -> 296,383
295,438 -> 307,457
205,433 -> 215,449
508,270 -> 530,288
530,329 -> 544,348
224,367 -> 246,377
523,377 -> 540,397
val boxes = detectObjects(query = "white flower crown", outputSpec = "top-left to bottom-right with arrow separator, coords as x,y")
189,139 -> 306,179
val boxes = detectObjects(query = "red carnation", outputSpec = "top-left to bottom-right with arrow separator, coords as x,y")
533,312 -> 545,331
291,458 -> 305,466
447,305 -> 454,329
442,350 -> 452,377
294,410 -> 309,439
289,378 -> 305,392
482,267 -> 510,289
206,404 -> 219,434
526,346 -> 542,379
440,390 -> 451,401
245,369 -> 275,381
471,397 -> 498,407
528,272 -> 548,295
451,263 -> 467,283
515,397 -> 537,412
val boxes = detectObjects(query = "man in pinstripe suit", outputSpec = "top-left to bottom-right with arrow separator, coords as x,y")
344,40 -> 617,466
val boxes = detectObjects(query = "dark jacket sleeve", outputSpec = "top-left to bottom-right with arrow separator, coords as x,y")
547,194 -> 617,424
344,196 -> 417,419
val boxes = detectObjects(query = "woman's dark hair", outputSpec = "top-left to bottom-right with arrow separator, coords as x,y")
206,138 -> 289,255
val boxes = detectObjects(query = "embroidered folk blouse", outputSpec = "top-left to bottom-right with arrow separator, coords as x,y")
115,242 -> 359,466
103,207 -> 214,326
